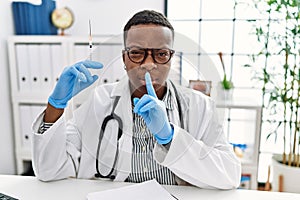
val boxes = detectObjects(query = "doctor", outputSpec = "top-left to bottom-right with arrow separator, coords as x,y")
32,10 -> 241,189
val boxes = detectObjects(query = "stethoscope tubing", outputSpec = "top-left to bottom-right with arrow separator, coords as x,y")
95,96 -> 123,179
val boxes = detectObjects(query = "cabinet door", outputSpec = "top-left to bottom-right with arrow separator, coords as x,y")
18,104 -> 45,150
226,108 -> 258,164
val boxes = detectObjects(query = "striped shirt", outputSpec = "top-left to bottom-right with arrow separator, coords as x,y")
125,112 -> 176,185
38,122 -> 53,134
125,88 -> 176,185
38,88 -> 176,185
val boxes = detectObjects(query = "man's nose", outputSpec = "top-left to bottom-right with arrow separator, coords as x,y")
140,62 -> 157,71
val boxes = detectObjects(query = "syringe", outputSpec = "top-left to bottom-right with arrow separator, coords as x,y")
89,19 -> 93,60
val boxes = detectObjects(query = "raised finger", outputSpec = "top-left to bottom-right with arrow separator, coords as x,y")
145,72 -> 157,98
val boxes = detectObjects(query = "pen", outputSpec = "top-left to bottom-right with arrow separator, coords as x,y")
171,193 -> 179,200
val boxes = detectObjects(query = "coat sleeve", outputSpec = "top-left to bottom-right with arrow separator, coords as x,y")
153,96 -> 241,189
31,112 -> 81,181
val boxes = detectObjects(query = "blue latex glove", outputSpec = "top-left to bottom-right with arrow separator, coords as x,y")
133,72 -> 174,144
48,60 -> 103,109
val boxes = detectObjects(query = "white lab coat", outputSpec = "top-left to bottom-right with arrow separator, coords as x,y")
32,76 -> 241,189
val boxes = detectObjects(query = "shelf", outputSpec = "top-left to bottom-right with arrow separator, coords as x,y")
216,97 -> 262,109
215,98 -> 262,190
7,35 -> 124,175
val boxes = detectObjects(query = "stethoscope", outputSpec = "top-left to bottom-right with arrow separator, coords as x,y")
94,81 -> 183,179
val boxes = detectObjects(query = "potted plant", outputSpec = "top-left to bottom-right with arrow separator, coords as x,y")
245,0 -> 299,192
217,52 -> 234,100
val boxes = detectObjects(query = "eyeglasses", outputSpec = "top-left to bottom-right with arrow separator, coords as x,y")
125,47 -> 175,64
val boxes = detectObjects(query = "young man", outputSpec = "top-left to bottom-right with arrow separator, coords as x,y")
32,10 -> 241,189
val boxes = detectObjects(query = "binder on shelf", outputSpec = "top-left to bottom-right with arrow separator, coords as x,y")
12,2 -> 22,34
39,44 -> 53,92
12,0 -> 57,35
111,45 -> 125,82
19,104 -> 46,150
15,44 -> 31,91
27,44 -> 41,91
50,44 -> 64,86
19,105 -> 32,149
43,0 -> 57,34
27,3 -> 37,35
97,45 -> 115,84
73,45 -> 90,63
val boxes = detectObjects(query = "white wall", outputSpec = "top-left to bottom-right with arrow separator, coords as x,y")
0,0 -> 16,174
0,0 -> 164,174
56,0 -> 165,35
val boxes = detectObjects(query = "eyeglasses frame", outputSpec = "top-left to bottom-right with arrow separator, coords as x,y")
124,47 -> 175,64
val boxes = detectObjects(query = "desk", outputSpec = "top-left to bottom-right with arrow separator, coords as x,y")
1,175 -> 300,200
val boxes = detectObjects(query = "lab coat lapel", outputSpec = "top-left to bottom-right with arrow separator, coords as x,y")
110,76 -> 133,181
167,80 -> 187,129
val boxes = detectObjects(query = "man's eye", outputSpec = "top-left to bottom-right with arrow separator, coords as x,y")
157,51 -> 169,57
130,50 -> 144,55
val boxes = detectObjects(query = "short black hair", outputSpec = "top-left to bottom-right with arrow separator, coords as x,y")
123,10 -> 174,44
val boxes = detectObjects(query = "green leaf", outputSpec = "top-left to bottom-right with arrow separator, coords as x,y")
267,0 -> 277,6
221,75 -> 234,90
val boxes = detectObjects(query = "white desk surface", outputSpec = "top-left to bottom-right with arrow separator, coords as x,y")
1,175 -> 300,200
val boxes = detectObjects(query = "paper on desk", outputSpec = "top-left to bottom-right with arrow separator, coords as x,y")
86,179 -> 175,200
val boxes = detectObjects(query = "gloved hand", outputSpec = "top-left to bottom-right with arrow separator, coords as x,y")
133,72 -> 174,144
48,60 -> 103,109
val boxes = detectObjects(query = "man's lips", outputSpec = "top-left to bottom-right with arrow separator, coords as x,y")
138,77 -> 158,86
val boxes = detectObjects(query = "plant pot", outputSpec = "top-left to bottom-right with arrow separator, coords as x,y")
272,154 -> 300,193
217,83 -> 233,101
